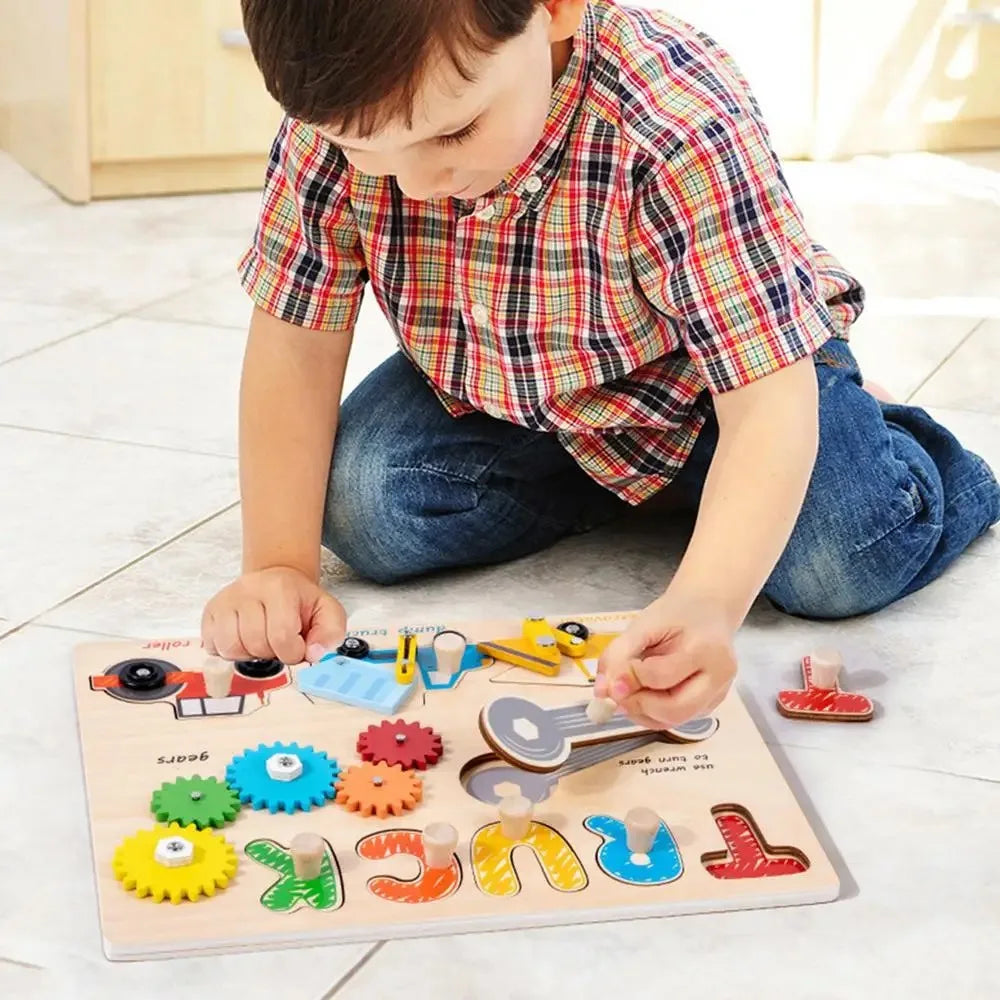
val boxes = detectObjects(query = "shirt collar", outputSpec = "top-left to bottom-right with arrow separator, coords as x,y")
497,6 -> 595,212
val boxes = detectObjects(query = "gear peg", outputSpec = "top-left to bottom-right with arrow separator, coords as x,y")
267,753 -> 303,782
155,835 -> 194,868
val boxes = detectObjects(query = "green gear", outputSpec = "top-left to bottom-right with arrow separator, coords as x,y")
150,775 -> 241,830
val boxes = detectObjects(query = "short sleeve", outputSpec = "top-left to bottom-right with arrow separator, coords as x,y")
630,114 -> 837,394
239,116 -> 367,331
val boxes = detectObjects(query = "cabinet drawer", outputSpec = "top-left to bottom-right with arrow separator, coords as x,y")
88,0 -> 282,163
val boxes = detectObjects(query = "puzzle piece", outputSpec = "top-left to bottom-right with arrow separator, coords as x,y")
776,654 -> 874,722
471,821 -> 587,897
476,616 -> 563,678
700,806 -> 809,880
357,829 -> 461,903
584,814 -> 683,886
245,838 -> 344,912
297,655 -> 417,714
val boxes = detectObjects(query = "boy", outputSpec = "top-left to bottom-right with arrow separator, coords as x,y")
202,0 -> 999,728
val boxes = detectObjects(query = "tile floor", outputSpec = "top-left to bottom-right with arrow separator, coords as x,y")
0,148 -> 997,999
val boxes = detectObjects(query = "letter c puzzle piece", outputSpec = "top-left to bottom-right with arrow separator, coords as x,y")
471,821 -> 587,897
357,829 -> 461,904
583,814 -> 683,886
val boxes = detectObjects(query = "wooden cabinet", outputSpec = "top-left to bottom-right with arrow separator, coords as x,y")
0,0 -> 282,201
813,0 -> 1000,157
1,1 -> 998,202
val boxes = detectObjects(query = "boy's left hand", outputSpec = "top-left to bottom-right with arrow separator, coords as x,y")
594,593 -> 737,729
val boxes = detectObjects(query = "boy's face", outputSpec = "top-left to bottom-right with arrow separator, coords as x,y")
319,7 -> 572,202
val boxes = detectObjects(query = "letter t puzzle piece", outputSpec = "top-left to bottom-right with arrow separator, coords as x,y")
777,653 -> 874,722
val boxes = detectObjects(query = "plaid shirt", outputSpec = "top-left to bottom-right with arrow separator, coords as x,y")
240,0 -> 864,504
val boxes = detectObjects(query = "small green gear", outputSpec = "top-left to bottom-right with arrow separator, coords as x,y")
150,775 -> 241,829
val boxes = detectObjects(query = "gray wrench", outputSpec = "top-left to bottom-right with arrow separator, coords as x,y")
480,695 -> 718,772
464,733 -> 663,805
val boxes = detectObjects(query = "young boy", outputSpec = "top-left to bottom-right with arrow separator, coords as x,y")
202,0 -> 999,729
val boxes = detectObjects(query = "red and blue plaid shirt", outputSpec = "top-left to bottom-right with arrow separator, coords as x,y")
240,0 -> 864,504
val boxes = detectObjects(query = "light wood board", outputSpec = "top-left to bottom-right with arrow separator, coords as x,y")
73,611 -> 839,961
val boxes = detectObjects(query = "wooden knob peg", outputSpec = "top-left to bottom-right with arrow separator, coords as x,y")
432,630 -> 466,677
586,696 -> 617,725
289,833 -> 326,880
202,658 -> 235,699
499,794 -> 533,840
810,649 -> 842,690
422,822 -> 459,869
625,807 -> 661,855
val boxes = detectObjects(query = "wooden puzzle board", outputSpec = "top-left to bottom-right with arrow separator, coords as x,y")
73,611 -> 839,961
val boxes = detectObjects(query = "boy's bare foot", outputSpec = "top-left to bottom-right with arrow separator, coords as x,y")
863,380 -> 897,403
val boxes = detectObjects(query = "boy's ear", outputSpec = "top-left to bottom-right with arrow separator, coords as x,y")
545,0 -> 587,42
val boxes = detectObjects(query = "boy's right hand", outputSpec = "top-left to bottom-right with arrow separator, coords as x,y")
201,567 -> 346,666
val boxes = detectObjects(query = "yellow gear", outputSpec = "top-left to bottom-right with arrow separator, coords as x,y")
113,822 -> 238,904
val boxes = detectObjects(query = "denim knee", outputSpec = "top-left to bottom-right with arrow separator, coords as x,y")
763,474 -> 945,620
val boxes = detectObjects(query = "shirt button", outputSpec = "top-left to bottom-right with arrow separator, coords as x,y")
471,303 -> 490,326
476,204 -> 496,222
524,175 -> 543,194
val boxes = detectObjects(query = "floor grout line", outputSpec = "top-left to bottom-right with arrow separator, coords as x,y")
0,314 -> 120,368
0,421 -> 238,460
0,501 -> 240,637
319,941 -> 386,999
904,317 -> 986,404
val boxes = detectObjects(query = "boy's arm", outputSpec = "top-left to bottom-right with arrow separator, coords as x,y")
596,358 -> 818,726
667,355 -> 818,628
240,306 -> 353,582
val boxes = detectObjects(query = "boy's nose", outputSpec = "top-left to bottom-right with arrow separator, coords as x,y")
397,165 -> 457,202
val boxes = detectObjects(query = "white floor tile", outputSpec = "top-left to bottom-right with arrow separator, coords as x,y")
0,625 -> 375,1000
848,308 -> 976,402
0,427 -> 237,621
331,751 -> 1000,1000
0,300 -> 114,365
0,189 -> 259,314
910,319 -> 1000,413
786,153 -> 1000,308
0,316 -> 243,454
0,151 -> 60,210
38,506 -> 244,636
134,273 -> 253,330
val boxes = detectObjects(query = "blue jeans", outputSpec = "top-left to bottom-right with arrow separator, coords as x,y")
323,341 -> 999,619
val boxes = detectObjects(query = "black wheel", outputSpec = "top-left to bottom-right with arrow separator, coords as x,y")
102,658 -> 183,703
234,658 -> 284,679
337,636 -> 371,659
120,659 -> 168,691
556,621 -> 589,641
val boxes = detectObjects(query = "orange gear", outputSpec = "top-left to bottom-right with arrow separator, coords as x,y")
334,761 -> 423,819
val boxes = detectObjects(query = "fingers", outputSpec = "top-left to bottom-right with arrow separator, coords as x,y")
236,602 -> 272,659
211,608 -> 252,662
264,588 -> 307,665
303,591 -> 347,663
200,606 -> 218,656
632,651 -> 698,693
619,671 -> 718,729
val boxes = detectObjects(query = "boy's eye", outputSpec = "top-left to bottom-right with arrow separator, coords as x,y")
437,120 -> 480,147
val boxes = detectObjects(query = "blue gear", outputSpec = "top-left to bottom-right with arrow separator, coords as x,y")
225,741 -> 339,815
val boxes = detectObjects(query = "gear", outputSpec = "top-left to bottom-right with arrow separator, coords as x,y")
335,761 -> 423,818
356,719 -> 443,770
150,775 -> 241,829
112,822 -> 237,904
226,741 -> 339,814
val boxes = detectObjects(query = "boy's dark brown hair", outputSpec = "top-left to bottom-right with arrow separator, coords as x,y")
242,0 -> 540,136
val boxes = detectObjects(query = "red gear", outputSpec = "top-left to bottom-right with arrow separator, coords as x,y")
356,719 -> 443,770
